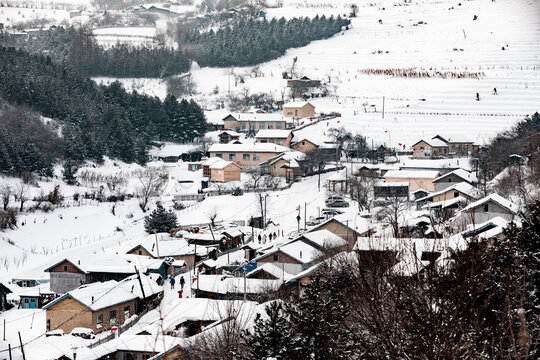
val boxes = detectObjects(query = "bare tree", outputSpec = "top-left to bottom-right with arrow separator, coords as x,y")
379,191 -> 408,237
245,166 -> 263,188
1,185 -> 12,211
349,174 -> 376,212
14,182 -> 29,212
196,136 -> 214,155
136,169 -> 168,212
205,207 -> 219,227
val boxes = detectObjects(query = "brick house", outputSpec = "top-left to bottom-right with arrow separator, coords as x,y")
44,280 -> 137,334
222,113 -> 293,131
209,143 -> 291,166
383,170 -> 441,192
411,138 -> 449,158
218,130 -> 241,144
254,241 -> 321,275
283,101 -> 315,118
307,218 -> 374,245
255,129 -> 294,147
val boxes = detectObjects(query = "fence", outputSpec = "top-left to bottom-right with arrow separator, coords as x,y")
88,306 -> 151,349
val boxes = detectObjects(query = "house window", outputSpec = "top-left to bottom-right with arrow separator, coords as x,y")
253,154 -> 260,161
250,123 -> 256,130
276,123 -> 282,129
240,123 -> 246,130
124,306 -> 130,318
97,314 -> 103,328
110,310 -> 117,323
138,250 -> 142,255
454,192 -> 459,198
448,178 -> 452,182
295,110 -> 298,116
276,140 -> 284,146
273,254 -> 279,261
287,111 -> 293,116
229,154 -> 236,161
268,123 -> 273,129
451,145 -> 456,152
484,204 -> 489,212
24,298 -> 29,304
216,153 -> 223,158
302,141 -> 305,145
243,154 -> 250,161
259,123 -> 265,129
63,265 -> 68,271
47,319 -> 50,331
260,140 -> 267,143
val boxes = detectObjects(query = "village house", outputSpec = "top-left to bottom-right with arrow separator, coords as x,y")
412,135 -> 478,158
383,170 -> 441,192
126,234 -> 208,269
18,286 -> 55,309
412,138 -> 449,158
209,158 -> 241,182
253,241 -> 322,275
218,130 -> 241,144
259,151 -> 306,179
192,275 -> 283,300
432,135 -> 479,156
287,76 -> 322,88
222,113 -> 293,131
374,181 -> 410,199
283,101 -> 316,118
44,280 -> 138,334
455,193 -> 518,226
307,218 -> 373,246
0,283 -> 12,311
416,182 -> 480,210
45,254 -> 168,294
432,168 -> 477,191
327,169 -> 348,192
255,129 -> 294,147
291,138 -> 340,158
209,143 -> 291,166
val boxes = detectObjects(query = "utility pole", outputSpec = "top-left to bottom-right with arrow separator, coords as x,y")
297,205 -> 301,232
382,96 -> 385,119
8,344 -> 12,360
3,318 -> 5,341
304,202 -> 307,230
243,263 -> 247,302
372,139 -> 375,165
134,266 -> 146,300
264,195 -> 268,229
18,332 -> 25,360
154,231 -> 160,259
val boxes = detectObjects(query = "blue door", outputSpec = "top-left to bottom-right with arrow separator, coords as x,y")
29,298 -> 37,309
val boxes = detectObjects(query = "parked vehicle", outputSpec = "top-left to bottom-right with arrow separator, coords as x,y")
306,216 -> 326,226
325,195 -> 344,205
327,199 -> 349,208
322,208 -> 344,216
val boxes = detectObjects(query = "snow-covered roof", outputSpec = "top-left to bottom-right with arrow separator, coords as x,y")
209,143 -> 291,153
255,129 -> 292,138
220,130 -> 241,136
209,159 -> 239,170
45,253 -> 163,275
117,274 -> 163,300
192,275 -> 283,295
283,101 -> 314,108
433,168 -> 477,184
421,196 -> 468,210
384,170 -> 441,179
44,280 -> 138,311
225,113 -> 287,122
461,193 -> 518,214
460,216 -> 510,239
417,182 -> 480,202
246,263 -> 294,281
327,169 -> 347,181
201,157 -> 224,166
128,234 -> 208,257
434,135 -> 473,144
299,230 -> 348,249
414,138 -> 448,147
279,241 -> 322,264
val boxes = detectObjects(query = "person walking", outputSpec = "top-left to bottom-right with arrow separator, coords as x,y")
258,233 -> 262,244
475,92 -> 480,101
170,276 -> 176,289
492,87 -> 497,95
180,276 -> 185,289
269,233 -> 273,242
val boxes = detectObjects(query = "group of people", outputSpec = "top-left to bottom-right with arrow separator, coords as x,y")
476,88 -> 498,101
258,232 -> 278,244
169,275 -> 186,298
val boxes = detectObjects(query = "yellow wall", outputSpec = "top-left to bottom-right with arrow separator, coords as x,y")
385,177 -> 437,191
210,165 -> 241,182
210,151 -> 279,166
292,141 -> 317,154
284,104 -> 315,118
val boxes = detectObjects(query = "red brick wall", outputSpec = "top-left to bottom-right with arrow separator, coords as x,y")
49,261 -> 84,274
258,251 -> 300,264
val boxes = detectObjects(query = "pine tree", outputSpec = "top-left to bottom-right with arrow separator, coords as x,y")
144,202 -> 178,234
63,160 -> 78,185
241,301 -> 295,360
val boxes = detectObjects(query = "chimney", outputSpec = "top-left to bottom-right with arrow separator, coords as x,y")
299,251 -> 302,258
78,260 -> 80,265
91,296 -> 94,302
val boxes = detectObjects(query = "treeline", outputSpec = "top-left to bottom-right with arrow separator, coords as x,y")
68,28 -> 191,77
183,15 -> 351,67
0,27 -> 190,78
0,106 -> 63,177
0,47 -> 207,170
